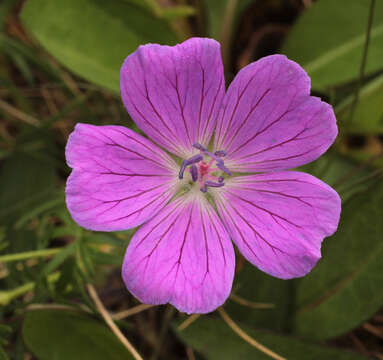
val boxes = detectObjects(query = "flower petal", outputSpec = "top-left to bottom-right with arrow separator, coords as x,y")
214,171 -> 341,279
214,55 -> 337,172
121,37 -> 225,158
122,194 -> 235,314
65,123 -> 178,231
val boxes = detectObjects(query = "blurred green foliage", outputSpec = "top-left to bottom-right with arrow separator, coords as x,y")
294,180 -> 383,339
282,0 -> 383,90
1,0 -> 383,359
21,0 -> 179,92
23,310 -> 135,360
176,316 -> 371,360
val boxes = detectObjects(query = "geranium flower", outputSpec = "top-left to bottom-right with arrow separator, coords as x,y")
65,38 -> 341,314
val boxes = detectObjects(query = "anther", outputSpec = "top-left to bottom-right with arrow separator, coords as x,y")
216,160 -> 232,176
205,180 -> 225,188
180,144 -> 231,190
200,180 -> 225,192
214,150 -> 226,157
193,143 -> 207,152
178,154 -> 203,179
178,160 -> 188,179
190,164 -> 198,182
203,150 -> 217,159
186,154 -> 204,165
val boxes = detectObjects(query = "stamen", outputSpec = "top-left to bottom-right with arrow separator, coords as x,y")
205,180 -> 225,188
203,150 -> 218,159
193,143 -> 207,152
190,164 -> 198,182
216,160 -> 232,176
187,154 -> 204,165
178,154 -> 203,179
214,150 -> 226,157
178,160 -> 188,179
180,143 -> 231,192
200,180 -> 225,193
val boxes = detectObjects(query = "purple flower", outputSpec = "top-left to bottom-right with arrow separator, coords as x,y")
65,38 -> 341,314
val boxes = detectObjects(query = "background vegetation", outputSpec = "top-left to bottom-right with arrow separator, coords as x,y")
1,0 -> 383,359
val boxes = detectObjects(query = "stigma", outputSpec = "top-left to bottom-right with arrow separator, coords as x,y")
178,143 -> 232,193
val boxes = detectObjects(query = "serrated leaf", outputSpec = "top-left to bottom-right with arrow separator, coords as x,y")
176,316 -> 370,360
21,0 -> 178,92
282,0 -> 383,90
337,73 -> 383,134
23,310 -> 134,360
293,181 -> 383,339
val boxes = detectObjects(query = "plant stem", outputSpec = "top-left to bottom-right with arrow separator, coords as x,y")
150,306 -> 175,360
218,307 -> 286,360
113,304 -> 154,321
348,0 -> 376,124
86,284 -> 144,360
0,272 -> 60,306
220,0 -> 238,69
0,248 -> 62,263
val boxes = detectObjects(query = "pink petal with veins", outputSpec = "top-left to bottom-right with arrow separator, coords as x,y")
121,37 -> 225,158
214,55 -> 337,172
122,195 -> 235,314
215,171 -> 341,279
65,123 -> 177,231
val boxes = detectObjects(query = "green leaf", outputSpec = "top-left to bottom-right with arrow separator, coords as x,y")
336,73 -> 383,134
299,153 -> 372,202
124,0 -> 195,19
23,310 -> 135,360
205,0 -> 254,40
225,263 -> 292,332
293,181 -> 383,339
0,324 -> 11,347
0,347 -> 9,360
0,0 -> 15,30
0,153 -> 56,225
176,316 -> 370,360
282,0 -> 383,90
204,0 -> 255,65
161,6 -> 196,20
21,0 -> 178,92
